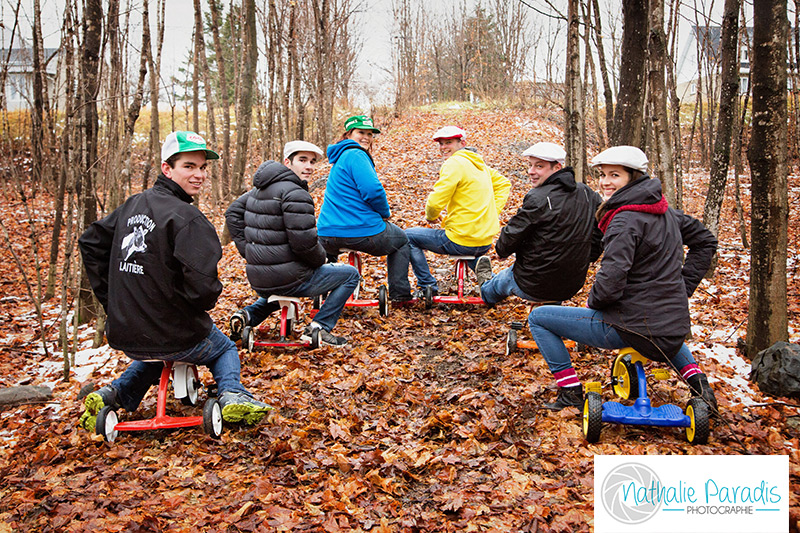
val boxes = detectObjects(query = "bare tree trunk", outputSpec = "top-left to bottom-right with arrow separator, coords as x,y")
583,0 -> 606,149
591,0 -> 614,141
230,0 -> 257,199
31,0 -> 49,186
665,0 -> 684,208
702,0 -> 740,263
77,0 -> 103,323
612,0 -> 648,146
565,0 -> 585,181
145,0 -> 165,190
209,0 -> 232,199
194,0 -> 220,207
647,0 -> 676,205
746,0 -> 789,358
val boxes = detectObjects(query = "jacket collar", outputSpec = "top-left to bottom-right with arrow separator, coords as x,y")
155,175 -> 194,204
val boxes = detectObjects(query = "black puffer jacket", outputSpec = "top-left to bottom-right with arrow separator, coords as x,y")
495,167 -> 603,302
226,161 -> 326,294
588,176 -> 717,360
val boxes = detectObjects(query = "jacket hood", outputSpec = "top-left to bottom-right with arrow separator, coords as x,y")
540,167 -> 577,192
252,160 -> 305,190
603,175 -> 662,209
327,139 -> 372,166
451,148 -> 489,171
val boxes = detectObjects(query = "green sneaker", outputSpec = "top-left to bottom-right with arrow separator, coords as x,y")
218,391 -> 272,425
78,385 -> 119,432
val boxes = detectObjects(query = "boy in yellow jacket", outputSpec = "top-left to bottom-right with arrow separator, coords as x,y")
404,126 -> 511,294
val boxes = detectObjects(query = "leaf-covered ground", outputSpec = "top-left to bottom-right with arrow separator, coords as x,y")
0,107 -> 799,532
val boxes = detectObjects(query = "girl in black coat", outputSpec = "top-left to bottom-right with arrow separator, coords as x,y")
528,146 -> 719,413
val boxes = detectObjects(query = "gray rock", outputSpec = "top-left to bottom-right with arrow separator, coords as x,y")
749,342 -> 800,399
0,385 -> 53,406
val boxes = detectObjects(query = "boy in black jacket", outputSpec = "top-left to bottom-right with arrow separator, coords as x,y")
477,142 -> 603,305
78,131 -> 271,430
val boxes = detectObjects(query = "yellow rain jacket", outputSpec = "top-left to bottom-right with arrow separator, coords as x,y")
425,149 -> 511,247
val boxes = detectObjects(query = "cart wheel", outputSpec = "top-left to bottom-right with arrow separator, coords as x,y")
506,329 -> 518,355
424,286 -> 433,309
611,353 -> 639,400
310,328 -> 320,349
203,398 -> 223,438
96,406 -> 119,443
180,365 -> 201,406
378,285 -> 389,316
313,295 -> 322,310
685,397 -> 710,445
243,326 -> 254,352
583,392 -> 603,443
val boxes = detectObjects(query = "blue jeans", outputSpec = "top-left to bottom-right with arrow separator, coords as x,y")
528,306 -> 697,374
480,266 -> 551,305
112,325 -> 247,412
319,222 -> 412,300
405,227 -> 490,291
255,263 -> 359,332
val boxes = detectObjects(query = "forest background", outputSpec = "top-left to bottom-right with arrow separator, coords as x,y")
0,0 -> 799,531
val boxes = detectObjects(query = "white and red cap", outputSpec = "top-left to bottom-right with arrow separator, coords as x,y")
432,126 -> 466,141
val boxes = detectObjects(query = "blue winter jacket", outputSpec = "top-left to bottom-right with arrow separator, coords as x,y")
317,139 -> 390,237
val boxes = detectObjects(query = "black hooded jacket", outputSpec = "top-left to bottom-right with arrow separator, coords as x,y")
79,176 -> 223,353
495,167 -> 603,302
588,176 -> 717,360
226,161 -> 326,294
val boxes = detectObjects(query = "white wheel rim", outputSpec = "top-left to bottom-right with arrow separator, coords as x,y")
212,403 -> 223,434
105,410 -> 119,442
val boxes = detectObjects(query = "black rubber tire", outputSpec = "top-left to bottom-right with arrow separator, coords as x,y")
96,406 -> 119,443
685,397 -> 710,445
310,328 -> 320,349
611,354 -> 639,400
378,285 -> 388,316
243,326 -> 254,352
583,392 -> 603,443
313,295 -> 322,310
203,399 -> 223,438
424,286 -> 433,309
506,329 -> 518,355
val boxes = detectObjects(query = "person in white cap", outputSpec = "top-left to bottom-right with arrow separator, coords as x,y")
528,145 -> 719,412
477,141 -> 603,307
317,115 -> 414,303
78,131 -> 272,430
403,126 -> 511,295
225,140 -> 359,347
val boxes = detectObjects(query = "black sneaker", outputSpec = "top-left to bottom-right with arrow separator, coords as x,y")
229,309 -> 248,341
78,385 -> 119,432
301,324 -> 347,347
475,256 -> 493,287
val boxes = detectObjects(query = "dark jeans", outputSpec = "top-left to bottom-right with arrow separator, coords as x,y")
405,227 -> 490,292
319,222 -> 412,300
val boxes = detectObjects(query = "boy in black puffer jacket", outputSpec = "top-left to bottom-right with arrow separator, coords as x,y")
226,141 -> 359,347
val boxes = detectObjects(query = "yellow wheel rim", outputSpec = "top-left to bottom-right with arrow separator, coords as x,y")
686,405 -> 696,442
612,358 -> 632,399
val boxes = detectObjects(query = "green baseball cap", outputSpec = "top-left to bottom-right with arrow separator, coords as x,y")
161,131 -> 220,162
344,115 -> 380,133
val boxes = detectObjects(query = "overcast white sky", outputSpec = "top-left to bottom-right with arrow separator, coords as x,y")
2,0 -> 747,107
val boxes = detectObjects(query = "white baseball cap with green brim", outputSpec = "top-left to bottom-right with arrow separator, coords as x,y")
161,131 -> 220,163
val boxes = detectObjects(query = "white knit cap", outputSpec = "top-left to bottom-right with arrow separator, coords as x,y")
283,140 -> 324,161
590,145 -> 648,172
522,142 -> 566,165
432,126 -> 466,141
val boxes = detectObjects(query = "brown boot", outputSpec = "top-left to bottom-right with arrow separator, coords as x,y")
543,385 -> 584,411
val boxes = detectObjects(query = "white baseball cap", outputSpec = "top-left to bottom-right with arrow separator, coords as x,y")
522,142 -> 566,165
432,126 -> 466,141
590,145 -> 648,172
283,140 -> 324,161
161,131 -> 219,163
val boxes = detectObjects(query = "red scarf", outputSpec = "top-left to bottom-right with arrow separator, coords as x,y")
598,195 -> 669,234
